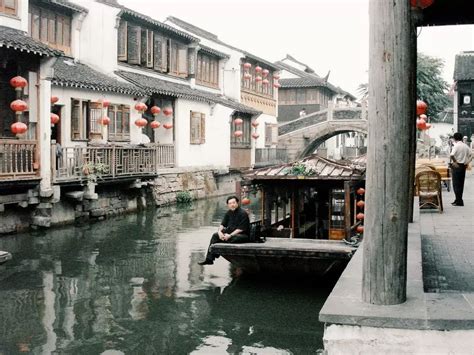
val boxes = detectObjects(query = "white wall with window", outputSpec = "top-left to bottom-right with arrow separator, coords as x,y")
0,0 -> 27,31
252,113 -> 279,149
174,99 -> 233,168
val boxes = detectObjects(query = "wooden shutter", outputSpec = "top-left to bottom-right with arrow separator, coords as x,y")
190,111 -> 200,144
127,24 -> 141,65
265,123 -> 272,147
141,29 -> 147,66
178,45 -> 188,77
117,19 -> 127,61
146,30 -> 154,68
71,99 -> 81,140
272,124 -> 279,145
89,102 -> 102,134
153,34 -> 167,72
200,113 -> 206,144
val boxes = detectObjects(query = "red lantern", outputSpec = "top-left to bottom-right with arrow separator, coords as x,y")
163,107 -> 173,116
163,123 -> 173,129
357,187 -> 365,195
234,130 -> 243,137
99,116 -> 110,126
151,106 -> 161,115
251,121 -> 259,128
243,73 -> 252,80
150,120 -> 161,129
255,76 -> 263,83
255,66 -> 262,73
11,122 -> 28,134
135,118 -> 148,127
416,118 -> 427,130
10,76 -> 27,91
416,100 -> 427,116
252,132 -> 259,139
262,69 -> 269,77
262,79 -> 270,86
356,200 -> 365,208
425,123 -> 432,129
273,74 -> 280,80
356,225 -> 364,233
356,213 -> 365,220
243,62 -> 252,69
10,99 -> 28,112
51,96 -> 59,104
419,114 -> 427,121
134,102 -> 148,113
273,82 -> 281,89
101,99 -> 111,108
410,0 -> 434,9
241,197 -> 251,205
50,113 -> 60,125
234,118 -> 243,125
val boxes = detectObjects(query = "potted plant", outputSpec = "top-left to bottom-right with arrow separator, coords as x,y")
82,162 -> 109,199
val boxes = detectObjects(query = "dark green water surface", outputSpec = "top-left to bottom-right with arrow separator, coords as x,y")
0,198 -> 333,354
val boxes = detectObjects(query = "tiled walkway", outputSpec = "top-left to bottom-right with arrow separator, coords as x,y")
421,171 -> 474,293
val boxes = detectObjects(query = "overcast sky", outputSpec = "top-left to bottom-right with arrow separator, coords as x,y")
120,0 -> 474,97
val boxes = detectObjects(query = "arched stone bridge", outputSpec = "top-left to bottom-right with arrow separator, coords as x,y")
278,105 -> 368,161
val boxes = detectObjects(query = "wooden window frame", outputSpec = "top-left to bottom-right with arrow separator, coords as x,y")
117,19 -> 128,62
190,111 -> 206,144
240,62 -> 274,98
231,116 -> 251,148
108,104 -> 130,141
169,39 -> 188,78
196,52 -> 219,88
140,28 -> 154,68
71,98 -> 87,141
0,0 -> 18,16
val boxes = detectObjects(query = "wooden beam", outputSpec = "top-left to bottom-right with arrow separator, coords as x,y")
362,0 -> 416,305
344,181 -> 351,241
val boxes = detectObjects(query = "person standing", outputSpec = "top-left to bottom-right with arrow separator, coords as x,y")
450,132 -> 472,206
198,196 -> 250,265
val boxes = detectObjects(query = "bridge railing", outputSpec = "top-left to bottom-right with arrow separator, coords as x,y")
255,148 -> 288,167
278,110 -> 328,136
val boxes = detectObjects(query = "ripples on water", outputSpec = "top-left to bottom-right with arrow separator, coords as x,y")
0,197 -> 333,354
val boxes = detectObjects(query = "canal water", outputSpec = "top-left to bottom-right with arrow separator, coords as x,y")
0,197 -> 334,354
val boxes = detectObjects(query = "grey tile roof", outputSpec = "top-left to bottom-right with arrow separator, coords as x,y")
52,58 -> 146,96
115,70 -> 260,115
454,52 -> 474,81
280,77 -> 328,89
167,16 -> 280,71
118,9 -> 199,43
0,26 -> 62,57
199,45 -> 229,59
40,0 -> 88,13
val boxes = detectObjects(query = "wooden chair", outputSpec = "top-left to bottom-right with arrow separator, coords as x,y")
416,170 -> 443,212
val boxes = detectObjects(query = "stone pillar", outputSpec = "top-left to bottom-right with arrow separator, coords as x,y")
362,0 -> 416,305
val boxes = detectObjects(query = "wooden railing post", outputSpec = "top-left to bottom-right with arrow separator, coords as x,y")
111,144 -> 116,178
51,142 -> 57,183
362,0 -> 416,305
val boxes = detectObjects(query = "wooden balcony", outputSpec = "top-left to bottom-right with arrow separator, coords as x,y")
0,139 -> 39,180
53,144 -> 175,183
255,148 -> 288,168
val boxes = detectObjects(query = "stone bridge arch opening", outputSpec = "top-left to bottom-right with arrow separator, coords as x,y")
299,127 -> 368,159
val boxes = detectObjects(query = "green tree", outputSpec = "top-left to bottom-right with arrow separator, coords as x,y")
357,53 -> 450,119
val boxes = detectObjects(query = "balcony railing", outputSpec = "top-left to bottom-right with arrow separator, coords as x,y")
0,139 -> 38,179
255,148 -> 288,167
53,144 -> 175,182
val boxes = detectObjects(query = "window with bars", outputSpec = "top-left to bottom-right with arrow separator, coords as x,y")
71,99 -> 118,141
28,4 -> 71,53
108,104 -> 130,141
231,116 -> 251,148
0,0 -> 17,15
196,52 -> 219,88
190,111 -> 205,144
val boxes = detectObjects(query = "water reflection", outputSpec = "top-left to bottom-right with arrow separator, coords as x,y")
0,197 -> 331,354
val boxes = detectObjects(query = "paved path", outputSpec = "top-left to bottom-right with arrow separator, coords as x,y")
421,170 -> 474,293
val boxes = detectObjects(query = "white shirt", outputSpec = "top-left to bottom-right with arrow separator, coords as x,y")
451,141 -> 472,165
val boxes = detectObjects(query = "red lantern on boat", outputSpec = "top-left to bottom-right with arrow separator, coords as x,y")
10,99 -> 28,112
50,113 -> 60,125
356,200 -> 365,208
416,100 -> 427,116
51,96 -> 59,104
251,121 -> 259,128
101,99 -> 111,108
356,213 -> 365,220
150,120 -> 161,129
416,118 -> 427,130
234,118 -> 243,125
410,0 -> 434,9
151,106 -> 161,116
356,225 -> 364,233
234,130 -> 243,137
273,82 -> 281,89
357,187 -> 365,195
10,76 -> 27,91
99,116 -> 110,126
135,117 -> 148,128
134,102 -> 148,113
243,62 -> 252,69
163,107 -> 173,116
252,132 -> 259,139
255,66 -> 262,73
11,121 -> 28,134
241,197 -> 251,205
163,123 -> 173,129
